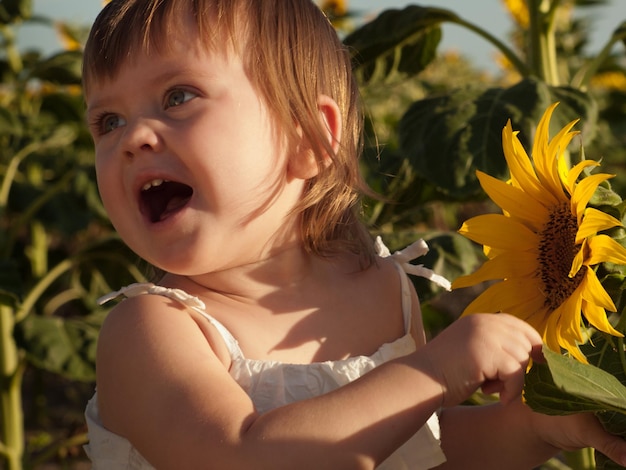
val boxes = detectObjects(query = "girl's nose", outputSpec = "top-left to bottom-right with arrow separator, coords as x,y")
122,118 -> 163,157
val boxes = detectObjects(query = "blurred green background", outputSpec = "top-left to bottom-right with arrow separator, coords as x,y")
0,0 -> 624,468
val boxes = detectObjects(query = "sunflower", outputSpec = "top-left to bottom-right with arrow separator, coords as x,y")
452,103 -> 626,363
501,0 -> 529,28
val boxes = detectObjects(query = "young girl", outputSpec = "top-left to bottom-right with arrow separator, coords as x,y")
82,0 -> 626,468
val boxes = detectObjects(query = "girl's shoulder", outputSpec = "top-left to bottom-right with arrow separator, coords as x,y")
93,288 -> 261,466
97,287 -> 233,374
99,288 -> 197,338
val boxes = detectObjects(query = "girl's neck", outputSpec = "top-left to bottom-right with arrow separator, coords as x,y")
160,244 -> 359,304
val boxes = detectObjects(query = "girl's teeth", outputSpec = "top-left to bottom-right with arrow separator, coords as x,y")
142,179 -> 165,191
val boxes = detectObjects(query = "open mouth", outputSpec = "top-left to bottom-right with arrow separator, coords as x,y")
140,179 -> 193,223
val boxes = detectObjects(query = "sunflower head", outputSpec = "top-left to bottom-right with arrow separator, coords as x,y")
452,103 -> 626,363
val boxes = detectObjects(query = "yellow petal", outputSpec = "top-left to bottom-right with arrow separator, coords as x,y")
576,207 -> 622,244
586,234 -> 626,266
451,250 -> 537,288
531,102 -> 559,167
544,306 -> 587,363
546,120 -> 579,195
544,311 -> 561,353
546,119 -> 579,188
547,120 -> 578,169
567,160 -> 599,196
533,104 -> 570,201
569,239 -> 586,278
459,214 -> 538,251
554,286 -> 585,344
582,299 -> 623,337
504,291 -> 550,330
581,267 -> 616,312
502,123 -> 556,204
476,170 -> 547,227
571,173 -> 615,224
461,278 -> 544,316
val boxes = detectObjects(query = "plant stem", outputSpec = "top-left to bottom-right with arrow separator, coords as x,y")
0,142 -> 39,212
563,447 -> 595,469
571,26 -> 626,90
618,337 -> 626,380
28,432 -> 88,468
0,305 -> 24,470
1,170 -> 76,260
0,25 -> 23,74
15,259 -> 74,323
448,16 -> 530,77
527,0 -> 561,85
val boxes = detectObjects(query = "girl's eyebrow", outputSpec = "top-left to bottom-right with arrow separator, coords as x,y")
85,103 -> 104,125
84,59 -> 224,123
85,98 -> 110,123
85,68 -> 183,113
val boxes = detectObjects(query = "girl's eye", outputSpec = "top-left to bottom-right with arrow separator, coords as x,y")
93,113 -> 126,135
165,89 -> 197,108
103,115 -> 125,133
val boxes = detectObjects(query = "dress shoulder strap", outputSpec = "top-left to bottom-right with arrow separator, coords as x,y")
375,237 -> 451,332
98,283 -> 245,361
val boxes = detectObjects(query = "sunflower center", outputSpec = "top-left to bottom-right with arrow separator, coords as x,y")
537,202 -> 585,309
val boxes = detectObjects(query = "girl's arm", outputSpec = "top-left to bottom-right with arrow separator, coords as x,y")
436,399 -> 626,469
95,293 -> 541,470
97,293 -> 442,470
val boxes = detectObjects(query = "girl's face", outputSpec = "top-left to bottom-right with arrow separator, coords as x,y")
86,25 -> 306,276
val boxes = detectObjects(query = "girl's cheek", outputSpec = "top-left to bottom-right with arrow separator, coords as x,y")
95,145 -> 116,168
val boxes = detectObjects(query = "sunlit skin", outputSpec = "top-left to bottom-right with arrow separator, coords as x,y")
453,103 -> 626,362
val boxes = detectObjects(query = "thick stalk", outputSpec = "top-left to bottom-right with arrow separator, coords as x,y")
563,447 -> 595,470
527,0 -> 561,85
0,305 -> 24,470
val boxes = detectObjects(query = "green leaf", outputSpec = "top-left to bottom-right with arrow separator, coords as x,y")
397,78 -> 596,197
344,6 -> 454,84
597,449 -> 626,470
0,0 -> 32,23
0,104 -> 23,137
525,346 -> 626,415
590,184 -> 624,208
41,92 -> 87,124
29,50 -> 83,85
15,311 -> 106,382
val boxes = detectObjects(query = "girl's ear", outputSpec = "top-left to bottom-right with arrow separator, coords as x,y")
288,94 -> 342,180
317,94 -> 342,156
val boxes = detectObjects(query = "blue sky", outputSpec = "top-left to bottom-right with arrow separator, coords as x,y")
16,0 -> 626,73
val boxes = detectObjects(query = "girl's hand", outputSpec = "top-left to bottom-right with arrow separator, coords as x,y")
423,313 -> 543,407
530,411 -> 626,467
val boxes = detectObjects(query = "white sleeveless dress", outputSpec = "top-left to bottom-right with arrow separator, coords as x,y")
84,238 -> 449,469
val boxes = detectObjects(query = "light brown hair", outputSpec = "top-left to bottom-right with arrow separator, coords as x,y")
83,0 -> 377,266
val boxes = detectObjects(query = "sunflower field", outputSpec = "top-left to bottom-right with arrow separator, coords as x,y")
1,2 -> 147,468
0,0 -> 624,468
